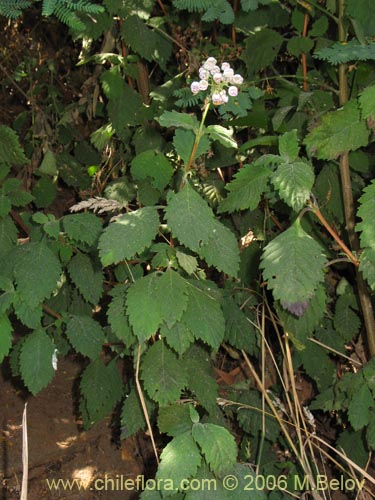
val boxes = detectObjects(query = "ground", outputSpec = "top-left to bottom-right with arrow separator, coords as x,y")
0,357 -> 152,500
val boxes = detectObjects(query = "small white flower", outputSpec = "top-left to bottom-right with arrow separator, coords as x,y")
223,68 -> 234,82
210,65 -> 221,75
199,68 -> 209,80
233,74 -> 243,85
212,92 -> 224,105
191,81 -> 200,94
228,85 -> 238,97
212,72 -> 222,84
221,62 -> 231,70
199,79 -> 209,90
203,57 -> 217,70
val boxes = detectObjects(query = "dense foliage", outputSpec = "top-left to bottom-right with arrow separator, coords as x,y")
1,0 -> 375,497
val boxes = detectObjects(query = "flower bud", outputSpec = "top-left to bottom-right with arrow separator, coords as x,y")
190,81 -> 200,94
223,68 -> 234,81
228,85 -> 238,97
212,72 -> 222,83
221,62 -> 231,70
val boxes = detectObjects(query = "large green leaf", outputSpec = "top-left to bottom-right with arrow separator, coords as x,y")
156,432 -> 202,496
272,159 -> 314,211
173,129 -> 211,165
157,111 -> 199,133
261,219 -> 327,315
192,422 -> 237,476
99,207 -> 160,266
107,284 -> 136,345
218,163 -> 270,213
14,242 -> 61,308
0,314 -> 12,363
0,216 -> 18,261
126,270 -> 189,341
182,282 -> 225,350
63,212 -> 102,246
0,125 -> 28,165
242,28 -> 283,74
165,184 -> 217,252
65,315 -> 105,359
359,84 -> 375,121
19,329 -> 55,395
357,180 -> 375,249
80,359 -> 123,428
67,252 -> 103,305
141,340 -> 188,405
131,150 -> 174,191
348,384 -> 374,431
304,100 -> 369,160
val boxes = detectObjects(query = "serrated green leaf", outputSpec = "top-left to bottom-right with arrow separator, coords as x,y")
173,129 -> 211,165
261,220 -> 327,312
357,180 -> 375,249
218,163 -> 270,213
314,40 -> 375,65
13,292 -> 43,328
156,431 -> 202,495
359,84 -> 375,121
127,270 -> 189,341
0,314 -> 12,363
304,100 -> 369,160
348,384 -> 374,431
158,404 -> 193,437
0,216 -> 18,260
99,207 -> 159,266
67,252 -> 103,305
183,345 -> 218,414
359,248 -> 375,290
272,159 -> 314,211
160,321 -> 194,355
14,242 -> 61,308
183,282 -> 225,350
206,125 -> 237,149
156,111 -> 199,133
278,130 -> 300,162
192,422 -> 237,476
19,329 -> 55,395
334,294 -> 361,342
176,250 -> 198,275
80,359 -> 123,428
63,213 -> 102,246
141,340 -> 188,405
165,184 -> 217,252
121,385 -> 152,439
0,125 -> 28,165
222,296 -> 257,354
199,221 -> 239,277
242,28 -> 283,74
367,417 -> 375,449
0,193 -> 11,217
107,284 -> 136,345
287,36 -> 314,57
65,315 -> 105,359
131,150 -> 174,191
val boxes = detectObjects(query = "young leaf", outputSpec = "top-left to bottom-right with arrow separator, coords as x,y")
157,111 -> 199,133
348,384 -> 374,431
141,340 -> 188,405
304,100 -> 369,160
0,314 -> 12,363
67,252 -> 103,305
0,125 -> 28,165
261,219 -> 327,315
183,345 -> 218,414
165,184 -> 217,252
218,163 -> 270,213
198,221 -> 240,277
126,270 -> 189,341
99,207 -> 160,266
65,315 -> 105,359
14,242 -> 61,308
19,328 -> 55,395
183,282 -> 225,350
131,150 -> 174,191
63,213 -> 102,246
80,359 -> 123,428
272,159 -> 314,211
192,422 -> 237,476
156,432 -> 202,494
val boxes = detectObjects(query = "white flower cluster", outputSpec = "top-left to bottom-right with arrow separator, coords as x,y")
190,57 -> 244,105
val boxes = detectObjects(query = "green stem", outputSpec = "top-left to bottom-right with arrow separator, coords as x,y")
296,0 -> 338,22
337,0 -> 375,358
180,99 -> 211,189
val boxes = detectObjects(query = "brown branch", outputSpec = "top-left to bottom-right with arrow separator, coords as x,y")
301,13 -> 309,91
